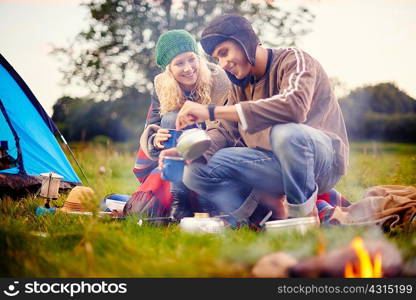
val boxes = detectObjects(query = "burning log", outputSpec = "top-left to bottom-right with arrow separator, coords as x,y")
344,237 -> 382,277
252,252 -> 298,278
402,258 -> 416,277
289,238 -> 402,277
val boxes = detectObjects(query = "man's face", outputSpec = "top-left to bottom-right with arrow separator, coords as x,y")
212,40 -> 251,79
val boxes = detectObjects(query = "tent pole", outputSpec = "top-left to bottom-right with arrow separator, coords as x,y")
56,129 -> 90,186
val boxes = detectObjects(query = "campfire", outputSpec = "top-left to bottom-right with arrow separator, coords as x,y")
344,237 -> 382,278
252,236 -> 402,278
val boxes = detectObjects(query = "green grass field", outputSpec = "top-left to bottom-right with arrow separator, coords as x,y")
1,142 -> 415,277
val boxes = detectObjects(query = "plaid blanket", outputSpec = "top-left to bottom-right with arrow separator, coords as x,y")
130,105 -> 351,221
130,105 -> 171,217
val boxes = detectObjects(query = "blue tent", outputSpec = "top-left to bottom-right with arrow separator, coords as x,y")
0,53 -> 81,193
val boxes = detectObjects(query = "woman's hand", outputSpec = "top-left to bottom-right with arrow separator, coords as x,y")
153,128 -> 171,149
158,147 -> 180,170
158,147 -> 199,171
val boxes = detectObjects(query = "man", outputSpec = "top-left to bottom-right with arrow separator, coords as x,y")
161,14 -> 349,226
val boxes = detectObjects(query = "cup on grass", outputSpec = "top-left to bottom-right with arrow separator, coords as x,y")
161,156 -> 185,182
163,129 -> 183,149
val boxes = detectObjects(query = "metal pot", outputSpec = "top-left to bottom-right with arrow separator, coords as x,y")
176,128 -> 211,161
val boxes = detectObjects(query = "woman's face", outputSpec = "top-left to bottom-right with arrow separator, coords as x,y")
169,52 -> 199,91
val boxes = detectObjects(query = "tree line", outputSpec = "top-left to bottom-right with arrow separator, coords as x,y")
52,81 -> 416,143
339,82 -> 416,142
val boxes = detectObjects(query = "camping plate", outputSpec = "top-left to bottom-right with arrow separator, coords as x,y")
265,217 -> 317,234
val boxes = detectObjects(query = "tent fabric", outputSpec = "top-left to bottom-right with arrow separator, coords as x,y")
0,53 -> 81,191
0,54 -> 56,132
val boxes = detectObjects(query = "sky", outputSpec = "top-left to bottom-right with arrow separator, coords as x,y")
1,0 -> 415,116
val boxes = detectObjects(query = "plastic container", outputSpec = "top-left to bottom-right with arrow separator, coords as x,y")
179,216 -> 225,234
35,206 -> 56,216
264,217 -> 317,234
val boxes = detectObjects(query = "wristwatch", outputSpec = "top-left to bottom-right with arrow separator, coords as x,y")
207,104 -> 216,121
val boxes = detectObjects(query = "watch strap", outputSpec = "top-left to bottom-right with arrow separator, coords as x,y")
207,104 -> 216,121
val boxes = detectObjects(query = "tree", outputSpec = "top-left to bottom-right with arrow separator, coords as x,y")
52,0 -> 315,101
339,82 -> 416,141
52,88 -> 149,142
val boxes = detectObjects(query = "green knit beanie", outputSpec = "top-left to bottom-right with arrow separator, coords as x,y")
155,30 -> 199,69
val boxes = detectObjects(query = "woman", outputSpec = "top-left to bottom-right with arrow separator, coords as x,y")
138,29 -> 231,220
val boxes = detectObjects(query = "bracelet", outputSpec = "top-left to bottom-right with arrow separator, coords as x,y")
207,104 -> 216,121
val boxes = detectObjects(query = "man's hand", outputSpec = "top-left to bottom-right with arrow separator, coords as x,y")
176,101 -> 241,129
158,147 -> 180,170
176,101 -> 209,129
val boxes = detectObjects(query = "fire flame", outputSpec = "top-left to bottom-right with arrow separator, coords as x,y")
344,237 -> 383,278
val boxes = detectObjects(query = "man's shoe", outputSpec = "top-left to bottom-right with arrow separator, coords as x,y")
169,195 -> 193,222
197,198 -> 218,217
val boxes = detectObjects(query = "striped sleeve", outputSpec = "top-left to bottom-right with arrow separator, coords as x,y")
239,48 -> 317,134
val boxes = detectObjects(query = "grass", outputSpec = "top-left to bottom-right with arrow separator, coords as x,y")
336,142 -> 416,202
0,141 -> 415,277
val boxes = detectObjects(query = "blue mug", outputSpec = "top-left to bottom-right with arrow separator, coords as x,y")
163,129 -> 183,149
161,156 -> 185,182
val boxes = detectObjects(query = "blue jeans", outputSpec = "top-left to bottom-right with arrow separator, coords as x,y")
183,123 -> 341,217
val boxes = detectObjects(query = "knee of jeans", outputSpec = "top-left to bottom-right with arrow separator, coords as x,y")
160,111 -> 178,128
270,123 -> 306,153
209,148 -> 243,167
182,163 -> 205,193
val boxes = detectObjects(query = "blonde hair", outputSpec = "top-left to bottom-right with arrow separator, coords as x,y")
156,57 -> 213,115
